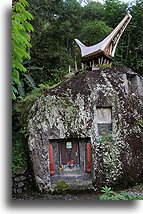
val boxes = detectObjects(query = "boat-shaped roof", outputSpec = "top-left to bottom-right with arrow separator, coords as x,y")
75,14 -> 132,60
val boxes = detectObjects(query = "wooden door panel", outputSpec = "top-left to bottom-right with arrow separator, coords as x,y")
72,142 -> 79,164
60,141 -> 79,165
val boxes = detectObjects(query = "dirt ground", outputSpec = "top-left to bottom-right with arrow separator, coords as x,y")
12,191 -> 99,200
12,184 -> 143,200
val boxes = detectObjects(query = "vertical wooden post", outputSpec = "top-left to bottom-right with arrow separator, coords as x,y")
87,143 -> 91,173
75,61 -> 78,72
101,56 -> 103,65
69,65 -> 71,73
49,145 -> 54,175
104,59 -> 107,64
81,63 -> 84,70
92,60 -> 95,67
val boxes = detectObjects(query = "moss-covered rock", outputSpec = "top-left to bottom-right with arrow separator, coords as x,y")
27,66 -> 143,191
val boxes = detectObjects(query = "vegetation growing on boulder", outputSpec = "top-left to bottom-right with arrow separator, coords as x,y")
12,0 -> 143,194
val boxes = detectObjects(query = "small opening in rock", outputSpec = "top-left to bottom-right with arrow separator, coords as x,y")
126,74 -> 137,94
49,138 -> 92,187
96,106 -> 112,136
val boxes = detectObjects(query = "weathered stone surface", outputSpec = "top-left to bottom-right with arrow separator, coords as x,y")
12,166 -> 36,194
17,188 -> 22,194
28,66 -> 143,191
13,188 -> 17,194
15,166 -> 27,175
19,176 -> 26,181
18,181 -> 25,188
24,187 -> 27,191
14,177 -> 21,182
14,176 -> 26,182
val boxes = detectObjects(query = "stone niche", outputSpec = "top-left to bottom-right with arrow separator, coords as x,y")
28,66 -> 143,191
96,107 -> 112,136
49,138 -> 92,187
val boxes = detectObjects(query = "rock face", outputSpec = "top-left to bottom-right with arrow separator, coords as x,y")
12,166 -> 35,194
28,66 -> 143,191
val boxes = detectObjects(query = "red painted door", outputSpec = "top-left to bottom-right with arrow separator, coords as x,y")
60,141 -> 79,165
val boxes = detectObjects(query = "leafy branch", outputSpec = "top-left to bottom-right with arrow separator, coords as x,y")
100,186 -> 143,200
12,0 -> 34,100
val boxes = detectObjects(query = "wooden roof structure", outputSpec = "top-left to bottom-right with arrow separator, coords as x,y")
75,14 -> 132,66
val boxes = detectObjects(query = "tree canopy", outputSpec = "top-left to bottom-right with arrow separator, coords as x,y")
12,0 -> 143,98
27,0 -> 143,88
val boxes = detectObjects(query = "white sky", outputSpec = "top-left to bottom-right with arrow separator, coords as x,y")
97,0 -> 133,2
92,0 -> 135,4
81,0 -> 136,7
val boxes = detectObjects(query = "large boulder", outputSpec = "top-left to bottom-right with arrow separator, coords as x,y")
28,66 -> 143,191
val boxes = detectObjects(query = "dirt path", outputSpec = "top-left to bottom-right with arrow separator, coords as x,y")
12,191 -> 99,200
12,184 -> 143,200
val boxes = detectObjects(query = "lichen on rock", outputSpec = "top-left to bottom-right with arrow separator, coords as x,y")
27,66 -> 143,191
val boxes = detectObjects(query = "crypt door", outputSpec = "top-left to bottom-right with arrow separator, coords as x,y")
60,141 -> 80,165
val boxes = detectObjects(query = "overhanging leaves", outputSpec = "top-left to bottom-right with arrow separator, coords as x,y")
12,0 -> 34,100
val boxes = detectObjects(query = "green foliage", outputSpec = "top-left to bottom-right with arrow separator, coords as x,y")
29,0 -> 82,84
55,182 -> 68,192
138,120 -> 143,128
22,73 -> 36,89
100,186 -> 125,200
28,0 -> 143,89
12,0 -> 34,99
82,1 -> 104,22
12,0 -> 143,175
12,136 -> 27,174
119,192 -> 143,200
98,63 -> 112,70
125,0 -> 143,75
103,0 -> 128,28
14,82 -> 63,135
100,186 -> 143,200
98,131 -> 113,142
81,20 -> 113,46
103,0 -> 143,75
17,72 -> 37,97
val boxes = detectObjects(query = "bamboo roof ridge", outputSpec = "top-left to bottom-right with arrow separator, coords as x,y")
75,14 -> 132,63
